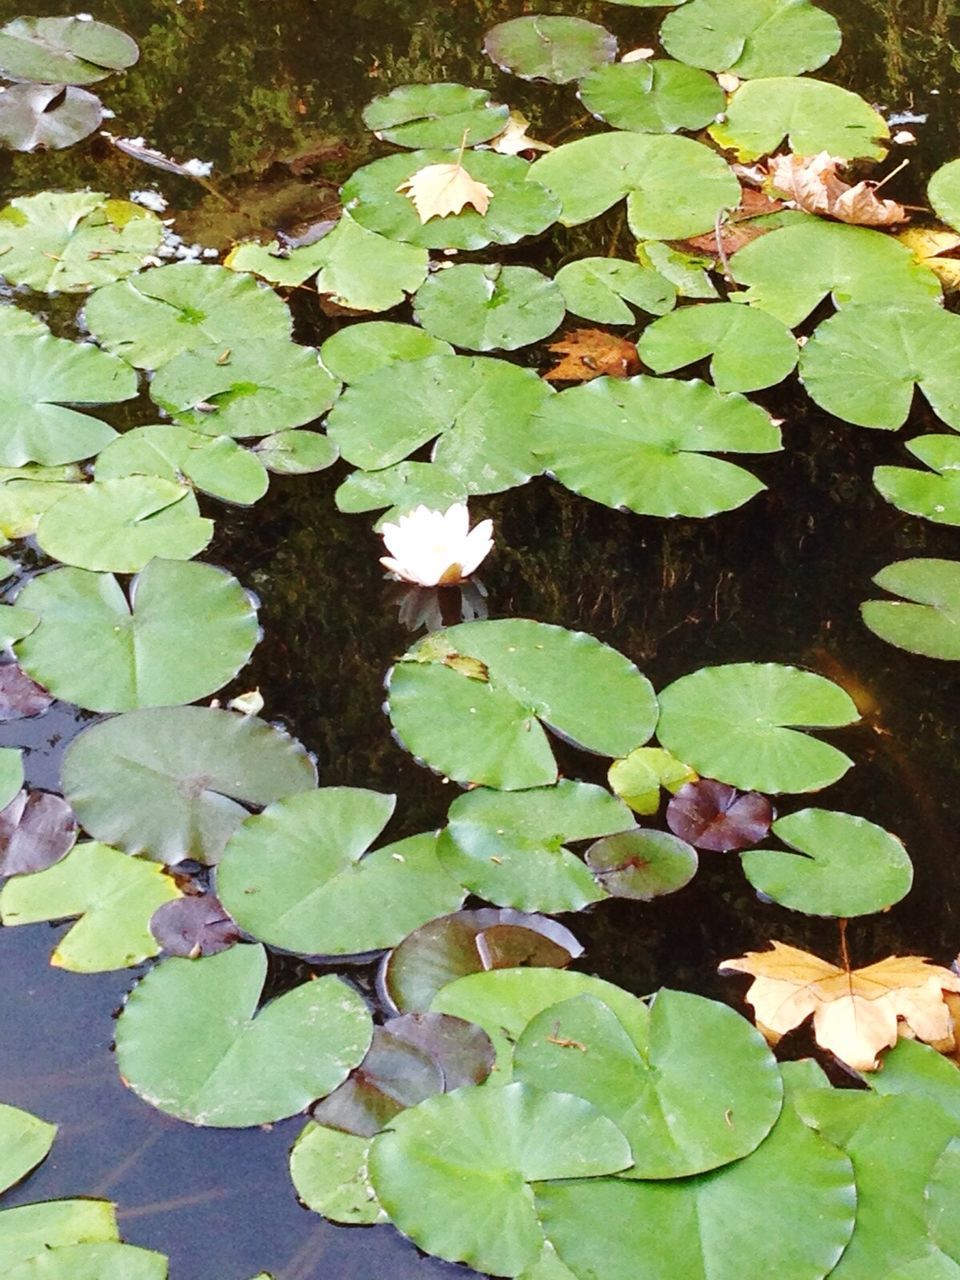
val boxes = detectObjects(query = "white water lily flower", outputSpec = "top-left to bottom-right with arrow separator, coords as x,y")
380,503 -> 493,587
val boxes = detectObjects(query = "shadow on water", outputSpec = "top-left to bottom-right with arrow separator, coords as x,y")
1,0 -> 960,1276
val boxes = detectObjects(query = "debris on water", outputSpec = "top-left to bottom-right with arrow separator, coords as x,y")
130,189 -> 168,212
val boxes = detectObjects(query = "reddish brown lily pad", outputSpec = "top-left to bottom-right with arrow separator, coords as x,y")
0,788 -> 77,875
150,892 -> 241,958
0,663 -> 53,721
666,778 -> 774,852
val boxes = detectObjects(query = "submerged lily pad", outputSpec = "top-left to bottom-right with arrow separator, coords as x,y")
710,77 -> 888,161
579,60 -> 724,134
585,827 -> 699,899
484,16 -> 617,84
0,1105 -> 56,1195
114,943 -> 372,1127
659,0 -> 842,78
638,303 -> 798,392
319,322 -> 452,383
413,264 -> 565,351
861,559 -> 960,660
0,16 -> 138,85
290,1123 -> 386,1225
387,619 -> 658,790
875,437 -> 960,528
95,425 -> 269,505
532,375 -> 782,518
554,258 -> 676,325
61,706 -> 317,864
666,779 -> 773,851
15,559 -> 259,712
656,663 -> 859,794
0,83 -> 103,152
362,83 -> 508,148
335,461 -> 468,526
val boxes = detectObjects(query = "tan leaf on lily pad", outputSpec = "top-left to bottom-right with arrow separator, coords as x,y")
899,225 -> 960,291
396,161 -> 493,223
767,151 -> 907,226
720,940 -> 960,1071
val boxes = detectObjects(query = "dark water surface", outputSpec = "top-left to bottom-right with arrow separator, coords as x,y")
1,1 -> 960,1277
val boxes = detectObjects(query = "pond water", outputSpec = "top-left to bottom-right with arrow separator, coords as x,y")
1,0 -> 959,1277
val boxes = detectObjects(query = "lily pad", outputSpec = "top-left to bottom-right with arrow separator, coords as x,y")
659,0 -> 842,78
362,83 -> 508,148
95,425 -> 269,505
530,133 -> 740,239
0,473 -> 85,539
343,150 -> 561,251
6,1242 -> 168,1280
874,438 -> 960,528
666,779 -> 772,851
638,303 -> 798,392
15,559 -> 259,712
369,1082 -> 632,1276
0,191 -> 162,292
335,461 -> 468,526
290,1123 -> 386,1225
710,77 -> 888,161
929,160 -> 960,233
0,790 -> 77,876
149,893 -> 240,958
114,943 -> 372,1127
387,619 -> 659,790
0,1105 -> 56,1195
579,60 -> 724,134
438,781 -> 635,912
867,1038 -> 960,1125
0,749 -> 24,812
217,788 -> 464,955
585,827 -> 698,899
483,16 -> 617,84
0,1201 -> 119,1272
656,663 -> 859,793
0,83 -> 103,152
319,321 -> 452,383
326,354 -> 553,494
607,746 -> 697,815
253,430 -> 337,475
0,16 -> 138,85
0,665 -> 52,720
0,332 -> 137,467
740,808 -> 913,916
0,306 -> 47,337
61,706 -> 317,865
638,239 -> 719,299
82,262 -> 293,369
0,840 -> 181,972
413,264 -> 564,352
532,375 -> 782,518
35,477 -> 213,573
927,1139 -> 960,1262
862,559 -> 960,659
554,258 -> 676,325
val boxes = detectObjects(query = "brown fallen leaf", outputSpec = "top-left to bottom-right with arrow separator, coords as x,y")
681,184 -> 784,257
488,110 -> 553,156
767,151 -> 907,226
397,159 -> 493,223
544,328 -> 640,383
898,225 -> 960,291
721,940 -> 960,1071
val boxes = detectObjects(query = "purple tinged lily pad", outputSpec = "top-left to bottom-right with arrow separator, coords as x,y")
585,826 -> 698,900
0,663 -> 53,721
666,778 -> 774,852
0,82 -> 103,152
0,788 -> 77,875
150,893 -> 241,958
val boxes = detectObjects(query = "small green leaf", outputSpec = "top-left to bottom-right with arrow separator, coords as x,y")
862,559 -> 960,659
290,1122 -> 386,1224
362,82 -> 508,148
580,60 -> 724,134
413,264 -> 565,352
554,257 -> 676,325
875,440 -> 960,528
0,1105 -> 56,1196
639,302 -> 798,392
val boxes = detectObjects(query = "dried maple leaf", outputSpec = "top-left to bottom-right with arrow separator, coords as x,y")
681,184 -> 784,257
489,110 -> 553,156
899,226 -> 960,291
396,160 -> 493,223
544,328 -> 640,383
720,940 -> 960,1072
767,151 -> 907,227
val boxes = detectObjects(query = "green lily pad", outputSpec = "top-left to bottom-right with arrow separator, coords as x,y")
253,430 -> 337,475
483,16 -> 617,84
532,375 -> 782,518
114,943 -> 372,1127
799,303 -> 960,429
0,332 -> 137,467
514,989 -> 782,1176
740,808 -> 913,916
226,214 -> 429,312
217,788 -> 464,955
35,477 -> 213,573
866,1039 -> 960,1125
0,1105 -> 56,1196
862,559 -> 960,659
82,262 -> 293,370
319,321 -> 452,383
14,559 -> 258,712
6,1242 -> 168,1280
343,150 -> 561,251
929,160 -> 960,233
710,77 -> 888,161
730,218 -> 942,327
437,781 -> 635,912
927,1139 -> 960,1262
608,746 -> 697,815
95,425 -> 268,505
518,1245 -> 579,1280
579,60 -> 724,134
656,663 -> 859,793
0,749 -> 24,811
0,83 -> 103,153
0,192 -> 162,292
0,607 -> 39,649
659,0 -> 842,78
335,461 -> 468,526
0,305 -> 47,337
387,619 -> 659,790
0,1202 -> 119,1272
638,239 -> 719,298
554,258 -> 676,325
875,438 -> 960,528
413,264 -> 565,351
61,706 -> 318,865
149,339 -> 340,437
369,1082 -> 632,1276
585,827 -> 699,899
290,1123 -> 386,1225
362,83 -> 508,148
0,841 -> 180,972
0,467 -> 85,539
530,132 -> 739,239
638,303 -> 798,392
326,354 -> 553,494
0,16 -> 138,85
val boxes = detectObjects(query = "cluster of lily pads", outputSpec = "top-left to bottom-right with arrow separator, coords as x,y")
1,0 -> 960,1276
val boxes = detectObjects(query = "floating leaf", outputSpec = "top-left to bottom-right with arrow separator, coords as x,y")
0,83 -> 103,152
0,191 -> 161,292
362,83 -> 508,148
0,16 -> 138,85
483,16 -> 617,84
656,663 -> 859,793
579,60 -> 724,134
768,155 -> 906,224
438,781 -> 635,912
387,619 -> 658,790
0,1105 -> 55,1196
0,473 -> 85,539
15,560 -> 258,713
6,1241 -> 168,1280
0,606 -> 38,649
114,943 -> 372,1127
0,841 -> 180,972
398,160 -> 494,222
62,706 -> 317,865
368,1082 -> 632,1276
413,264 -> 564,352
585,826 -> 698,899
533,375 -> 782,517
607,746 -> 697,815
862,559 -> 960,659
0,305 -> 47,337
217,788 -> 464,955
875,439 -> 960,528
710,77 -> 888,161
543,329 -> 640,383
929,160 -> 960,233
659,0 -> 842,78
319,321 -> 452,383
0,665 -> 52,721
0,1201 -> 119,1272
290,1123 -> 386,1225
36,477 -> 213,573
927,1139 -> 960,1263
335,461 -> 468,526
0,749 -> 23,812
0,790 -> 77,876
553,258 -> 675,325
95,424 -> 269,505
253,430 -> 337,475
666,779 -> 773,851
638,239 -> 719,298
899,226 -> 960,292
867,1038 -> 960,1124
149,893 -> 239,958
638,302 -> 798,392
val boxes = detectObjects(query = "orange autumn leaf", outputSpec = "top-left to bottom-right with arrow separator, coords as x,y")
543,328 -> 640,383
396,161 -> 493,224
767,151 -> 907,227
720,940 -> 960,1072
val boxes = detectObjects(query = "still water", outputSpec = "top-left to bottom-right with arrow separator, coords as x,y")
1,0 -> 959,1276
